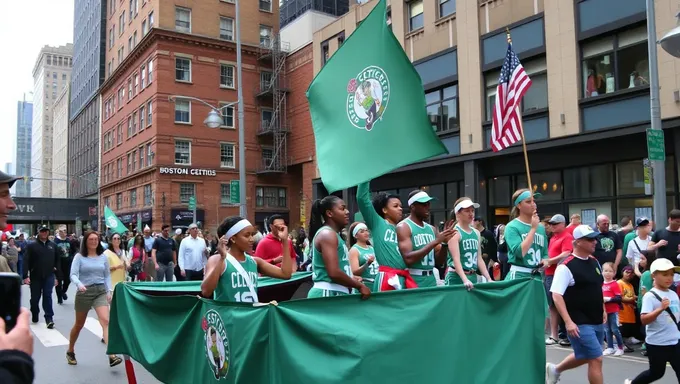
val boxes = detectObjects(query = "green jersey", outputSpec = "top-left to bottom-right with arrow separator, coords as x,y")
504,218 -> 548,268
214,254 -> 259,303
312,226 -> 352,283
352,244 -> 378,281
448,225 -> 480,272
403,217 -> 436,270
357,182 -> 406,269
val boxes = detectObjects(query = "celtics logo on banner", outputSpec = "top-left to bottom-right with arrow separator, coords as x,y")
202,309 -> 230,380
346,66 -> 390,131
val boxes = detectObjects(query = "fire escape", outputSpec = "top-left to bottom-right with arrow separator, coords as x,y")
256,35 -> 290,174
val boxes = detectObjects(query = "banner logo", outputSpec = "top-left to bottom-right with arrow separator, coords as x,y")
106,217 -> 119,228
202,309 -> 230,380
346,66 -> 390,131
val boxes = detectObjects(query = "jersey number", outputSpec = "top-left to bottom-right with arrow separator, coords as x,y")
368,262 -> 379,275
343,265 -> 353,276
527,249 -> 542,266
421,253 -> 435,267
234,291 -> 255,303
463,252 -> 477,269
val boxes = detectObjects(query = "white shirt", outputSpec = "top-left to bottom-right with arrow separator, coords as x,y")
178,235 -> 207,271
641,288 -> 680,346
626,236 -> 650,265
550,254 -> 600,296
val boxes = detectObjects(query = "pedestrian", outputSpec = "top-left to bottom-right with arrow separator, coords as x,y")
602,262 -> 625,356
546,224 -> 606,384
625,258 -> 680,383
178,223 -> 208,281
23,225 -> 60,329
253,214 -> 298,275
4,237 -> 19,273
172,228 -> 185,281
54,226 -> 74,305
544,214 -> 574,346
15,233 -> 26,282
593,214 -> 623,275
306,197 -> 369,298
619,265 -> 643,346
66,231 -> 122,367
142,226 -> 156,281
627,217 -> 652,275
504,188 -> 547,280
446,197 -> 492,288
397,190 -> 453,288
647,209 -> 680,266
104,233 -> 128,288
151,224 -> 177,282
348,222 -> 378,292
201,216 -> 294,302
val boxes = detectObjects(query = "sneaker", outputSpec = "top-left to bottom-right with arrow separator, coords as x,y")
545,337 -> 557,345
624,344 -> 634,353
46,320 -> 54,329
109,355 -> 122,367
558,338 -> 571,347
62,293 -> 68,301
624,380 -> 632,384
628,337 -> 642,345
613,348 -> 625,356
545,363 -> 560,384
66,352 -> 77,365
603,348 -> 615,356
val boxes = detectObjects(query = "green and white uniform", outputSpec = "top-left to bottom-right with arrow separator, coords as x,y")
308,226 -> 352,298
214,254 -> 259,302
504,218 -> 548,280
402,218 -> 438,288
351,244 -> 378,293
445,225 -> 480,286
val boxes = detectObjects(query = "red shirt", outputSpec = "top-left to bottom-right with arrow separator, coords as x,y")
254,233 -> 296,266
602,280 -> 622,314
565,224 -> 577,236
546,230 -> 574,276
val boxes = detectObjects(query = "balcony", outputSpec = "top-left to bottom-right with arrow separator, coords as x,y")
256,157 -> 286,174
255,79 -> 289,98
257,120 -> 290,136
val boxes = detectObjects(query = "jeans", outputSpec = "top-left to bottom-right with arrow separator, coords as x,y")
632,343 -> 680,383
29,274 -> 55,321
156,262 -> 174,282
605,312 -> 624,349
55,257 -> 73,301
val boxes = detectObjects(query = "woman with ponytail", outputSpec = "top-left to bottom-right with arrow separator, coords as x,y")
446,197 -> 492,289
307,197 -> 370,299
504,188 -> 548,280
348,222 -> 378,292
201,216 -> 293,302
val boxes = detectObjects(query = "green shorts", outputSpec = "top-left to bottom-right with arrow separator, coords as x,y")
307,287 -> 348,298
411,273 -> 437,288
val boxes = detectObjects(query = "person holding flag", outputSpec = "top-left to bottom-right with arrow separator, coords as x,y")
505,189 -> 547,280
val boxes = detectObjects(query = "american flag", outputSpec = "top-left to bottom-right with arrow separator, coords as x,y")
491,43 -> 532,152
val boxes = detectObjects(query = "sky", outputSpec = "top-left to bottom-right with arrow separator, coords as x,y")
0,1 -> 74,172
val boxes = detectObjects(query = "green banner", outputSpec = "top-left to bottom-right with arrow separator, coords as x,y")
108,278 -> 545,384
104,206 -> 128,235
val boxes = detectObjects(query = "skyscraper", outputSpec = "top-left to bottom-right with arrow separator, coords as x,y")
15,97 -> 33,197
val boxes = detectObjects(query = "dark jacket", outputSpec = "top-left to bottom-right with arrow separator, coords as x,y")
23,239 -> 60,280
0,350 -> 34,384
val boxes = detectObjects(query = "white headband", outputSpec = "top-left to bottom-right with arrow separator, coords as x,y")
352,223 -> 367,238
454,199 -> 480,213
408,191 -> 429,206
225,219 -> 252,240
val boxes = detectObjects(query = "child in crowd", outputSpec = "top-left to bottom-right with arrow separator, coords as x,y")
619,265 -> 643,345
625,259 -> 680,384
602,262 -> 625,356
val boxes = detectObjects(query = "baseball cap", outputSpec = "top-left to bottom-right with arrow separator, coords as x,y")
572,224 -> 599,240
38,225 -> 49,232
548,214 -> 566,224
636,217 -> 650,227
175,228 -> 182,235
454,199 -> 480,213
650,258 -> 676,274
188,223 -> 198,230
0,170 -> 21,189
407,191 -> 435,206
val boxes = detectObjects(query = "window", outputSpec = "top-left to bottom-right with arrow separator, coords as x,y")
132,150 -> 137,171
139,106 -> 145,129
128,78 -> 133,100
220,64 -> 234,88
180,183 -> 195,203
144,185 -> 152,206
617,158 -> 675,195
485,58 -> 548,121
175,57 -> 191,82
516,171 -> 562,201
139,147 -> 144,168
134,73 -> 139,94
175,7 -> 191,33
425,85 -> 459,133
439,0 -> 455,18
321,43 -> 329,65
130,189 -> 137,207
216,103 -> 235,127
117,124 -> 123,144
129,0 -> 134,19
118,47 -> 123,64
564,164 -> 613,199
142,19 -> 147,35
255,187 -> 287,208
109,27 -> 115,49
582,26 -> 648,98
127,116 -> 133,137
117,87 -> 124,106
141,65 -> 146,88
220,143 -> 235,168
261,109 -> 273,129
262,147 -> 274,166
220,17 -> 234,41
220,184 -> 232,205
259,25 -> 272,47
175,100 -> 191,123
148,11 -> 154,28
133,31 -> 137,47
117,158 -> 122,178
119,13 -> 125,35
175,140 -> 191,164
116,193 -> 122,209
259,0 -> 272,12
132,111 -> 138,134
147,101 -> 153,125
126,153 -> 132,174
148,59 -> 153,83
260,71 -> 273,91
146,143 -> 153,166
409,1 -> 424,31
128,36 -> 133,53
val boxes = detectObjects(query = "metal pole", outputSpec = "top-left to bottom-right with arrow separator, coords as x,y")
647,0 -> 668,226
236,0 -> 247,218
193,207 -> 197,226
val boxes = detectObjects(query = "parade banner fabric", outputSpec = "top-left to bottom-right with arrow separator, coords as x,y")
104,206 -> 128,235
306,0 -> 447,193
108,278 -> 546,384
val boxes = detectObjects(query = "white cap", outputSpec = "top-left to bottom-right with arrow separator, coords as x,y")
572,224 -> 599,240
144,225 -> 150,231
650,258 -> 676,274
175,228 -> 182,235
454,199 -> 480,213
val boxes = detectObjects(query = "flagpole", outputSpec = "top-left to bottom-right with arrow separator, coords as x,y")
507,28 -> 534,200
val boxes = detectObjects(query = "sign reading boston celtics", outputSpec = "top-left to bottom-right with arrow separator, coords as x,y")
346,66 -> 390,131
202,309 -> 230,380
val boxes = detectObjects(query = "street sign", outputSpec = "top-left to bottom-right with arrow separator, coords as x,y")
188,196 -> 196,210
646,129 -> 666,161
230,180 -> 240,204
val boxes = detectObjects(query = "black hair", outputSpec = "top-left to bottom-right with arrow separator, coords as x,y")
640,249 -> 657,272
407,189 -> 421,200
217,216 -> 245,243
670,209 -> 680,220
372,192 -> 400,219
81,230 -> 105,256
308,196 -> 341,240
268,214 -> 286,227
348,222 -> 371,247
162,224 -> 170,231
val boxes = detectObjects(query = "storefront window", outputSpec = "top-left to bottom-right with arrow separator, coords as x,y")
564,164 -> 613,199
568,201 -> 613,229
616,157 -> 674,195
445,181 -> 464,208
399,187 -> 417,206
488,176 -> 511,206
421,184 -> 445,210
516,171 -> 562,201
616,196 -> 675,224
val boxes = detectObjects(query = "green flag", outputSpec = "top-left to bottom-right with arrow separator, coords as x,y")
104,205 -> 127,235
306,0 -> 447,193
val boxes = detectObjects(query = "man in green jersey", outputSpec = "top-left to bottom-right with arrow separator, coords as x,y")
504,189 -> 548,280
397,190 -> 454,288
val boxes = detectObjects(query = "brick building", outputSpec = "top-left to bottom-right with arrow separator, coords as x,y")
99,0 -> 295,233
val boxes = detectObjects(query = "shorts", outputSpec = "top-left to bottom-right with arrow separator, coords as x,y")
544,275 -> 554,307
411,273 -> 437,288
74,284 -> 108,312
567,324 -> 604,360
307,287 -> 348,298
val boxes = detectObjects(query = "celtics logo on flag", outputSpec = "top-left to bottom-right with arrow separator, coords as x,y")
202,310 -> 230,380
346,66 -> 390,131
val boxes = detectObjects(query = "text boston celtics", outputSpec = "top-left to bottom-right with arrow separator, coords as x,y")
159,167 -> 217,176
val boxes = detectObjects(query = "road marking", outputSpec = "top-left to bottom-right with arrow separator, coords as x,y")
30,323 -> 69,347
547,345 -> 649,364
84,317 -> 103,339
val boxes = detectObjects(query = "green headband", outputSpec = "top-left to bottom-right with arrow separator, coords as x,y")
514,190 -> 542,206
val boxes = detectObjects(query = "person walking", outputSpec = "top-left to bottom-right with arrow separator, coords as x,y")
178,223 -> 208,281
151,224 -> 177,282
23,225 -> 60,329
546,225 -> 606,384
544,214 -> 574,346
54,226 -> 74,305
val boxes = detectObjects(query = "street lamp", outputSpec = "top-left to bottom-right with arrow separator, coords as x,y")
660,13 -> 680,58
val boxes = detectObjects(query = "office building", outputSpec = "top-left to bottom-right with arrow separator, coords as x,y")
52,85 -> 70,198
31,44 -> 73,198
280,0 -> 350,28
15,98 -> 33,197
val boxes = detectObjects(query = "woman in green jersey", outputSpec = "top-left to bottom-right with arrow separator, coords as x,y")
446,197 -> 493,289
349,222 -> 378,292
504,188 -> 547,280
201,216 -> 293,302
307,196 -> 371,299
